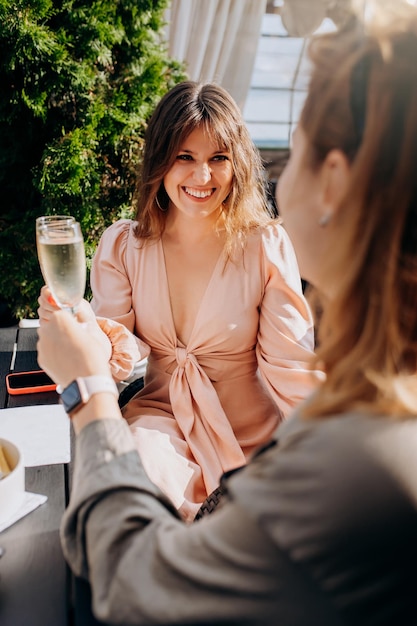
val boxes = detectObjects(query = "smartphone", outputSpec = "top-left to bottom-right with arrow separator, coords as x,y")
6,370 -> 57,395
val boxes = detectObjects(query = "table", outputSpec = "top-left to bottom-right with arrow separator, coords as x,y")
0,326 -> 106,626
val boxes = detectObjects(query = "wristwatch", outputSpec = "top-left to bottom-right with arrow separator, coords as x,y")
57,376 -> 119,417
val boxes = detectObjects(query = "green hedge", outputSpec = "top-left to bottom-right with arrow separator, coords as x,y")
0,0 -> 186,319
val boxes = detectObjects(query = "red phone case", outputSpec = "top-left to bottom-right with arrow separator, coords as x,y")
6,370 -> 57,395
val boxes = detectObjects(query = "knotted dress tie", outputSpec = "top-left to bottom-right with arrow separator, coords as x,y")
169,346 -> 246,494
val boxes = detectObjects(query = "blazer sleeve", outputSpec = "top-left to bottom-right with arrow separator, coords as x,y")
60,418 -> 341,626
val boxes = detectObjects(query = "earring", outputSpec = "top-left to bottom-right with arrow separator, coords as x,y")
318,213 -> 331,227
155,193 -> 168,212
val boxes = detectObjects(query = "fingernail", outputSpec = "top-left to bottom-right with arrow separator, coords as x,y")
47,294 -> 57,306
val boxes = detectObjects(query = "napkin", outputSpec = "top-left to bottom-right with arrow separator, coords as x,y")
0,404 -> 70,466
0,491 -> 48,533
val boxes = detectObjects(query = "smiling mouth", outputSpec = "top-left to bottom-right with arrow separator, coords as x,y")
183,187 -> 214,199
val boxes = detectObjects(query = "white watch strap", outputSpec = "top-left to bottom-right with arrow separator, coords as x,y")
79,376 -> 119,400
57,376 -> 119,400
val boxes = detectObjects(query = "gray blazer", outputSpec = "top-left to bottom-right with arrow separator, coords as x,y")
61,410 -> 417,625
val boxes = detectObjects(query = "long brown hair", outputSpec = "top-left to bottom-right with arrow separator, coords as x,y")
302,6 -> 417,417
133,81 -> 273,257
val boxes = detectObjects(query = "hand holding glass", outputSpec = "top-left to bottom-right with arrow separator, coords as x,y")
36,216 -> 86,314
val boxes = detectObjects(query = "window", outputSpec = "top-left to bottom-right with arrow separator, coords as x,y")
244,5 -> 336,149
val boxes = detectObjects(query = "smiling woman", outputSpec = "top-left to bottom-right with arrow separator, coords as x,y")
163,126 -> 233,223
46,81 -> 324,522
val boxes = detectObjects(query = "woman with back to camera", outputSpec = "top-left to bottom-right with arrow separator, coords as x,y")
40,81 -> 322,522
38,2 -> 417,624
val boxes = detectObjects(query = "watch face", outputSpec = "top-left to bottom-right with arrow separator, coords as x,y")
61,380 -> 82,414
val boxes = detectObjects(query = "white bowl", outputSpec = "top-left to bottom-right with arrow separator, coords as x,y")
0,438 -> 25,524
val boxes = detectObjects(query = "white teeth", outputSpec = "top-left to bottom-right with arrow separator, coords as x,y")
184,187 -> 213,198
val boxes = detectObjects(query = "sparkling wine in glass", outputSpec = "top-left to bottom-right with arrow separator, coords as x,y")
36,216 -> 86,314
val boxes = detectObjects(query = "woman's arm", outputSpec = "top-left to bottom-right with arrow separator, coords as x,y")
36,309 -> 301,625
62,418 -> 291,625
256,223 -> 325,418
89,219 -> 137,330
89,219 -> 151,366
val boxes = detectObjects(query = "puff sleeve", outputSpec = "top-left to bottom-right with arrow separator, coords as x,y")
90,220 -> 151,364
256,224 -> 324,418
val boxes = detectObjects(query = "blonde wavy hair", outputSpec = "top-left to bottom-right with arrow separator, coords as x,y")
133,81 -> 274,258
301,5 -> 417,418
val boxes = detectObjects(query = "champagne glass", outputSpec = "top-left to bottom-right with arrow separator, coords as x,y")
36,216 -> 86,314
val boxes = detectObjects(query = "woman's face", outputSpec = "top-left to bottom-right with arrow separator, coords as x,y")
276,126 -> 334,291
163,126 -> 233,222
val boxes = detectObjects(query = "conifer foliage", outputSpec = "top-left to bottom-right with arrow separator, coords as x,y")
0,0 -> 185,318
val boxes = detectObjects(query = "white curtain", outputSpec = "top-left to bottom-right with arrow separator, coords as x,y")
164,0 -> 267,110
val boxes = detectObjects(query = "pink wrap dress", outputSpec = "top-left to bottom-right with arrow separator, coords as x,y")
91,219 -> 323,520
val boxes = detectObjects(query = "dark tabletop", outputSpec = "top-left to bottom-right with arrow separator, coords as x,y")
0,326 -> 106,626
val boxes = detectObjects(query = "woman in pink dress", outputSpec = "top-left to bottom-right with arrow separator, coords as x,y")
57,82 -> 324,521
